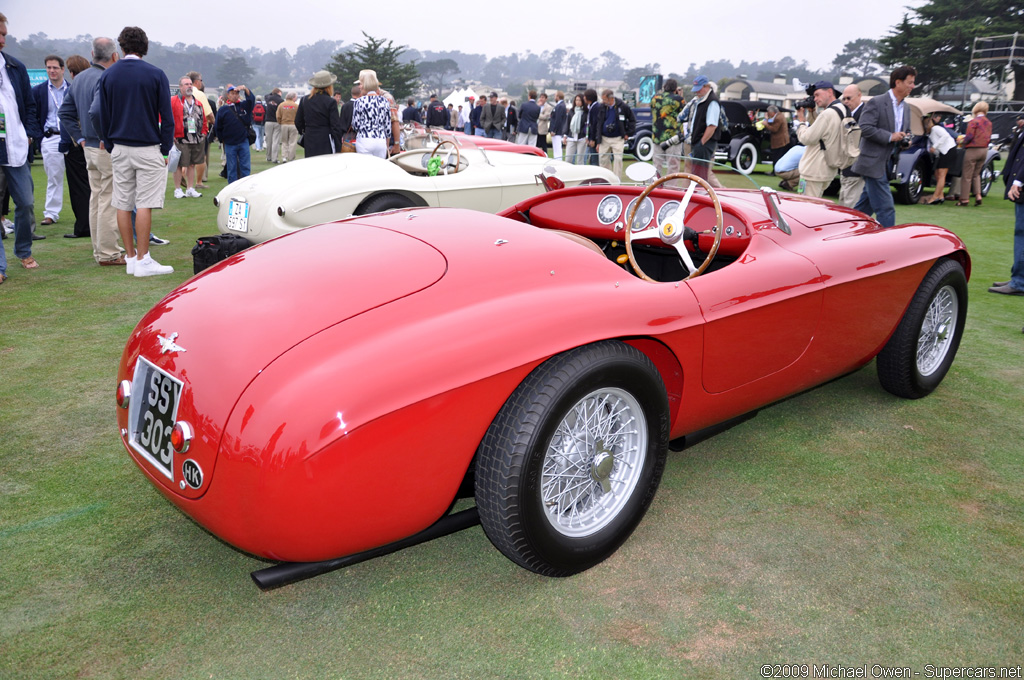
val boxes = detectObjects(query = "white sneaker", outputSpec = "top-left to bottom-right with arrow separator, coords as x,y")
174,188 -> 185,199
185,187 -> 202,198
126,256 -> 136,275
134,255 -> 174,277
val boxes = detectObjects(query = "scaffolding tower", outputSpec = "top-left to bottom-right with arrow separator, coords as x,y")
964,32 -> 1024,110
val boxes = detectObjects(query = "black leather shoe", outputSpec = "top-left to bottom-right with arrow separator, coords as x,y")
64,234 -> 88,239
993,281 -> 1010,287
31,233 -> 46,240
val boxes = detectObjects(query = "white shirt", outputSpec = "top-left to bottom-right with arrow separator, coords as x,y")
0,53 -> 30,167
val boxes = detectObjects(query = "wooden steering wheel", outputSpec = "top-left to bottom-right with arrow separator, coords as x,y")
624,172 -> 724,282
430,140 -> 461,175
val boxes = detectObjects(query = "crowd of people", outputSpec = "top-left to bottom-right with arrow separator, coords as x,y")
0,15 -> 1020,304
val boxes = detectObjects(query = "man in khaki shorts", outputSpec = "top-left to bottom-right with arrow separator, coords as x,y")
90,26 -> 175,277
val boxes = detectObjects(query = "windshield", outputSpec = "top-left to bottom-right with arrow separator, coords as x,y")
401,124 -> 493,166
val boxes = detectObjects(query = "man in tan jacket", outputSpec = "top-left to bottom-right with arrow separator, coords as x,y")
276,92 -> 299,162
794,80 -> 845,198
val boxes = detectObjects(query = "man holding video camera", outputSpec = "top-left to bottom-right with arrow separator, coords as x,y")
793,80 -> 845,198
852,66 -> 915,228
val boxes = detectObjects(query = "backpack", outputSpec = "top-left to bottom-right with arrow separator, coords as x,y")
252,103 -> 265,124
822,103 -> 861,169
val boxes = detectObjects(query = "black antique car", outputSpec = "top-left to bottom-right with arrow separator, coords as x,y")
714,100 -> 787,174
626,106 -> 654,161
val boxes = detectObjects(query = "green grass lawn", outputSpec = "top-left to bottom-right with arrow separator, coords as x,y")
1,147 -> 1022,679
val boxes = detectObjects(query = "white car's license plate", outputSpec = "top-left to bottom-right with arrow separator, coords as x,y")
128,357 -> 183,481
226,200 -> 249,233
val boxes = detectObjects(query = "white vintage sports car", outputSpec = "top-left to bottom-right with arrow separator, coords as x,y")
215,131 -> 619,243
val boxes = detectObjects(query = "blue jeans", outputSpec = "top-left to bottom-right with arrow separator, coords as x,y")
254,125 -> 265,151
0,163 -> 35,275
854,175 -> 896,228
464,124 -> 472,135
474,128 -> 486,137
1012,202 -> 1024,290
224,143 -> 251,184
486,128 -> 502,139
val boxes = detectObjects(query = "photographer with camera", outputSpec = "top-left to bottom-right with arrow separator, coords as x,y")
851,66 -> 915,228
793,80 -> 846,198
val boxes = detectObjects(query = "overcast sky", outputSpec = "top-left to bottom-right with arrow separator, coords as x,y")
5,0 -> 923,73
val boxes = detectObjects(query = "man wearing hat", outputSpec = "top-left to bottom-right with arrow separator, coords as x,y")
794,80 -> 846,198
688,75 -> 720,181
851,66 -> 915,228
214,84 -> 254,182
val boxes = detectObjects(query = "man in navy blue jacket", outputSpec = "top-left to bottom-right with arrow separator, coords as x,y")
213,85 -> 254,183
91,25 -> 175,278
991,127 -> 1024,299
0,11 -> 43,281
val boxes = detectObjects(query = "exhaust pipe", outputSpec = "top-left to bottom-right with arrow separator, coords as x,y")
250,507 -> 480,590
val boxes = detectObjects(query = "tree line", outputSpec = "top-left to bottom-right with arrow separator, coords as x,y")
7,1 -> 1019,102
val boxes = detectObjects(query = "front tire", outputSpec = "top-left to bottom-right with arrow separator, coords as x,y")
877,258 -> 967,399
475,341 -> 669,576
633,135 -> 655,162
896,159 -> 924,204
733,141 -> 758,175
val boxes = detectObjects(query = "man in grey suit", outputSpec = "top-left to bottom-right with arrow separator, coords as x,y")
480,92 -> 505,139
852,66 -> 916,227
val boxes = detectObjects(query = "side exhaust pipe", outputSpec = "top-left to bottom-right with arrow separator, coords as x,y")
250,507 -> 481,590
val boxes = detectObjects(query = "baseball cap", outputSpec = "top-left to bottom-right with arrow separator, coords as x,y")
806,80 -> 839,96
692,75 -> 710,92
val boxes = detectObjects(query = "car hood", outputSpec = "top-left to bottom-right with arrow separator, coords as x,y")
119,223 -> 447,496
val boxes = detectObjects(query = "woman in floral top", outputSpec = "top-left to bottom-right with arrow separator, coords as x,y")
352,70 -> 395,158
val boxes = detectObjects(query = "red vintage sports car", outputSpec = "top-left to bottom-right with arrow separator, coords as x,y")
115,174 -> 968,587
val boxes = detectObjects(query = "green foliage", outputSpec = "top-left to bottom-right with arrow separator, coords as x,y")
216,54 -> 255,87
325,32 -> 419,100
832,38 -> 884,77
417,58 -> 460,93
879,0 -> 1024,98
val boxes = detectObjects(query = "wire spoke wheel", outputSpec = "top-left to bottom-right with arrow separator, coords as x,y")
540,388 -> 647,538
475,341 -> 669,576
916,284 -> 958,377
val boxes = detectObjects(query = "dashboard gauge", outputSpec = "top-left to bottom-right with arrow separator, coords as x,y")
626,197 -> 655,231
657,200 -> 681,229
597,195 -> 622,224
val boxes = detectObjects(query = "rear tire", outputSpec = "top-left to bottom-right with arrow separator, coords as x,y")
355,193 -> 414,215
877,258 -> 967,399
475,341 -> 669,576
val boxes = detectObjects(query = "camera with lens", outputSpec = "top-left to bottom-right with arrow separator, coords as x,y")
795,97 -> 815,111
899,133 -> 914,150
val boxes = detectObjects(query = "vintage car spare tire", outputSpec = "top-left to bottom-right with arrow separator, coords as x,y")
876,257 -> 967,399
474,341 -> 669,576
896,157 -> 925,204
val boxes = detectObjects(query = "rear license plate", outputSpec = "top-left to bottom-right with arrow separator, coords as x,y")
226,200 -> 249,233
128,357 -> 183,481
